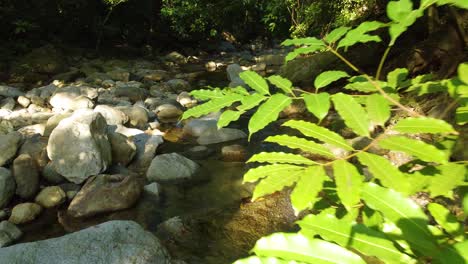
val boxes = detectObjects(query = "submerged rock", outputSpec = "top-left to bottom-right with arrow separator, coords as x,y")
146,153 -> 200,183
197,128 -> 247,145
0,221 -> 172,264
47,109 -> 112,184
68,174 -> 142,218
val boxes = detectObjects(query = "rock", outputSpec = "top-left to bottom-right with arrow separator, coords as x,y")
165,51 -> 186,64
221,144 -> 248,162
69,95 -> 95,110
181,145 -> 214,160
106,68 -> 130,82
9,203 -> 42,224
17,124 -> 46,136
109,132 -> 136,166
197,128 -> 247,145
114,85 -> 147,102
205,61 -> 217,72
177,92 -> 197,108
256,54 -> 285,66
18,134 -> 48,170
43,112 -> 72,137
42,163 -> 66,184
128,133 -> 164,173
68,174 -> 142,218
0,168 -> 15,209
1,97 -> 16,110
35,186 -> 66,208
110,124 -> 145,137
47,110 -> 112,184
0,221 -> 172,264
0,120 -> 14,135
0,221 -> 22,248
166,79 -> 191,93
49,86 -> 98,110
13,154 -> 39,199
136,69 -> 170,82
183,119 -> 218,137
155,104 -> 183,123
117,105 -> 149,129
94,105 -> 128,125
0,210 -> 6,220
17,96 -> 31,108
0,132 -> 22,166
59,183 -> 81,200
146,153 -> 200,183
143,182 -> 161,200
0,85 -> 24,98
226,64 -> 245,87
251,63 -> 267,72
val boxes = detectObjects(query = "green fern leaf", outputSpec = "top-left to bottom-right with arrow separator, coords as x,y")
217,110 -> 243,128
332,93 -> 370,137
303,93 -> 330,122
181,93 -> 244,119
234,256 -> 307,264
281,37 -> 325,47
427,203 -> 462,237
458,62 -> 468,84
366,94 -> 391,127
427,163 -> 466,198
387,0 -> 424,46
344,76 -> 383,93
266,135 -> 334,158
361,183 -> 438,254
251,233 -> 366,264
387,68 -> 409,89
357,152 -> 410,194
190,88 -> 225,100
314,71 -> 350,90
324,26 -> 351,44
338,21 -> 386,49
252,169 -> 302,200
299,212 -> 415,264
268,75 -> 293,95
248,94 -> 292,138
333,160 -> 363,211
392,117 -> 456,134
237,93 -> 267,111
456,105 -> 468,125
283,120 -> 354,151
291,166 -> 327,215
377,136 -> 448,164
239,71 -> 270,95
285,46 -> 326,62
243,164 -> 304,183
247,152 -> 317,165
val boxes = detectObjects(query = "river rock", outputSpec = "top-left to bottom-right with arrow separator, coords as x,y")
114,85 -> 147,102
17,96 -> 31,108
43,112 -> 72,137
47,109 -> 112,184
9,203 -> 42,224
0,85 -> 24,98
94,105 -> 129,125
49,86 -> 98,110
111,124 -> 145,137
42,163 -> 66,184
0,168 -> 15,209
0,132 -> 22,166
146,153 -> 200,183
69,95 -> 95,110
221,144 -> 248,162
1,97 -> 16,110
18,134 -> 48,170
0,221 -> 172,264
166,79 -> 191,92
13,154 -> 39,199
0,221 -> 22,248
109,132 -> 136,166
143,182 -> 161,200
117,105 -> 149,129
128,133 -> 164,173
68,174 -> 142,218
197,128 -> 247,145
137,69 -> 170,82
35,186 -> 66,208
256,54 -> 285,66
183,119 -> 218,137
155,104 -> 183,123
226,64 -> 245,87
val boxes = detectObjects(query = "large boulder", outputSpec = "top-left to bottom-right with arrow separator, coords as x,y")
0,132 -> 22,166
0,168 -> 15,209
68,174 -> 142,218
0,221 -> 172,264
47,110 -> 112,184
146,153 -> 200,183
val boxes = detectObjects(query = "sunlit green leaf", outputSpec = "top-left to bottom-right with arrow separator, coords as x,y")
285,46 -> 325,62
282,37 -> 325,47
366,94 -> 391,127
332,93 -> 370,137
299,212 -> 415,264
247,152 -> 316,165
357,152 -> 410,194
314,71 -> 350,90
427,203 -> 462,237
324,27 -> 351,44
244,164 -> 304,183
248,94 -> 292,138
458,63 -> 468,84
268,75 -> 293,95
291,166 -> 327,214
253,169 -> 302,200
266,135 -> 334,158
182,93 -> 243,119
344,76 -> 379,93
378,136 -> 448,164
338,21 -> 386,49
283,120 -> 353,150
387,68 -> 409,89
427,163 -> 466,198
237,93 -> 267,111
361,183 -> 438,254
240,71 -> 270,95
303,93 -> 330,122
392,117 -> 456,134
387,0 -> 424,46
252,233 -> 366,264
436,240 -> 468,264
217,110 -> 243,128
234,256 -> 306,264
190,88 -> 224,100
333,160 -> 363,211
456,105 -> 468,125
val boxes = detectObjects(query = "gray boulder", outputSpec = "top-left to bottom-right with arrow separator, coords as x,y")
47,110 -> 111,184
0,221 -> 22,248
109,132 -> 136,166
197,128 -> 247,145
0,85 -> 24,98
0,132 -> 22,166
0,221 -> 172,264
49,86 -> 98,110
146,153 -> 200,183
128,133 -> 164,173
94,105 -> 129,125
0,168 -> 15,209
13,154 -> 39,199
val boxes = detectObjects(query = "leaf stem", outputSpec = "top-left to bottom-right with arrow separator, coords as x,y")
376,46 -> 392,80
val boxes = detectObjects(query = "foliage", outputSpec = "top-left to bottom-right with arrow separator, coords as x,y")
182,0 -> 468,263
